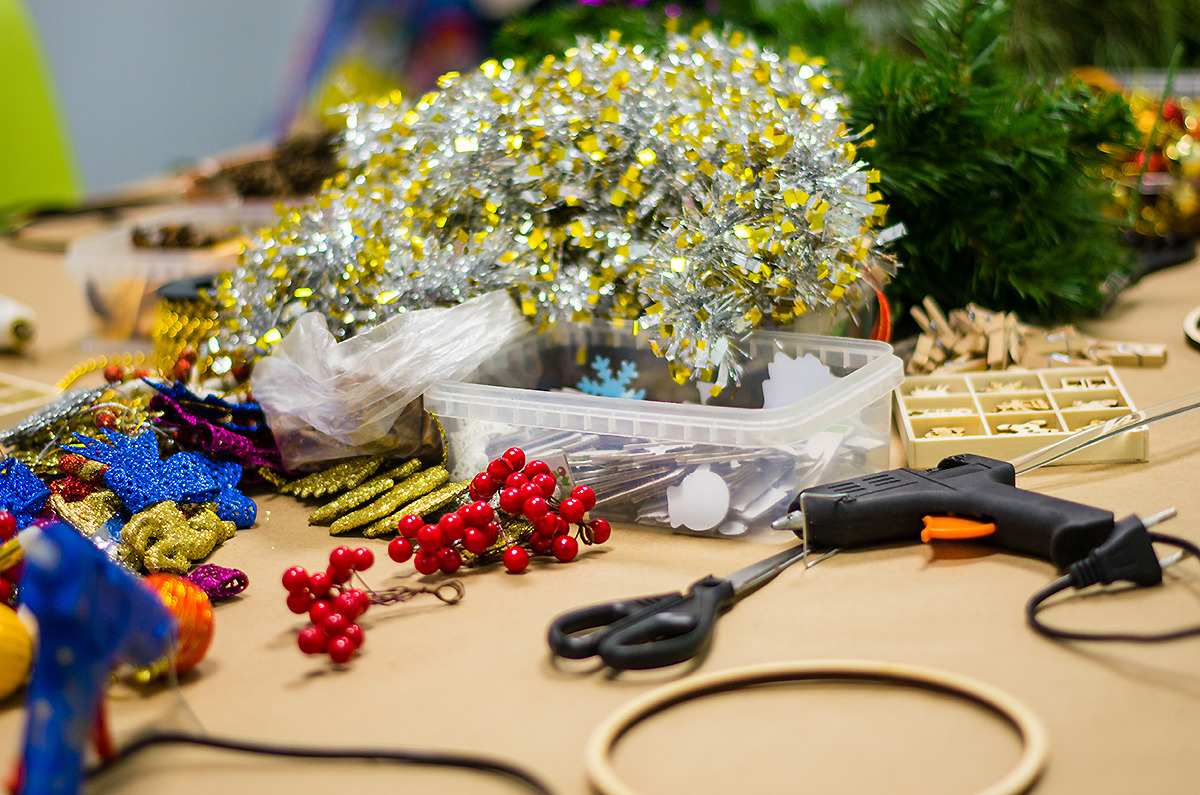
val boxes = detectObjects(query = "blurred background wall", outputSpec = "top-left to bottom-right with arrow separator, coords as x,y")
25,0 -> 321,194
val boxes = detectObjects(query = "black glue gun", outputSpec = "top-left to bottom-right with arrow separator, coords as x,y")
778,454 -> 1122,568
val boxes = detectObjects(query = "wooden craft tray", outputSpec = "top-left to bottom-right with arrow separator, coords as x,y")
0,372 -> 60,431
895,366 -> 1149,468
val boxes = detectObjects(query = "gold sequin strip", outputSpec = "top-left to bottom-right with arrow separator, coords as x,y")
55,352 -> 147,390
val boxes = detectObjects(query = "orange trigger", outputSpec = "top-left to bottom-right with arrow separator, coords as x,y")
920,516 -> 996,543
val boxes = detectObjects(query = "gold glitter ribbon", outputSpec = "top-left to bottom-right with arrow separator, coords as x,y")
120,502 -> 237,574
329,465 -> 449,535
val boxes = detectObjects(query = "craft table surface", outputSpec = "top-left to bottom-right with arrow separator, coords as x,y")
2,216 -> 1199,794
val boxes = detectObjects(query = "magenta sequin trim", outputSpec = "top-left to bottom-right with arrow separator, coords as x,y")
151,394 -> 283,471
186,564 -> 249,600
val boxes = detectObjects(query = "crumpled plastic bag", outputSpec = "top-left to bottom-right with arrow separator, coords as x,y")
251,290 -> 528,468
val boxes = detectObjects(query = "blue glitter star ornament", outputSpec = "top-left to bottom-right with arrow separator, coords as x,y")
62,430 -> 256,528
0,457 -> 50,527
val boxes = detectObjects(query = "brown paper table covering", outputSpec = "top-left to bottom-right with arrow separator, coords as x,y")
2,215 -> 1199,794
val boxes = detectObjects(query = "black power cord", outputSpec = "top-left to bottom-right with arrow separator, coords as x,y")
1026,512 -> 1200,643
84,730 -> 556,794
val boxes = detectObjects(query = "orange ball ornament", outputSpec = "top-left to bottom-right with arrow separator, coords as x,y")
143,574 -> 214,674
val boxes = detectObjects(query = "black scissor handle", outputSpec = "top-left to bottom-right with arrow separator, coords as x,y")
597,576 -> 735,670
548,592 -> 680,660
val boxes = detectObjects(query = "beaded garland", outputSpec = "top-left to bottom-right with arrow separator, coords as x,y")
215,26 -> 885,388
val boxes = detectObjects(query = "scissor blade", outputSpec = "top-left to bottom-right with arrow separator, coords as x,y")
725,543 -> 833,598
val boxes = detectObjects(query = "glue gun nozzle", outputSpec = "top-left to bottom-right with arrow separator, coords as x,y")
771,510 -> 806,534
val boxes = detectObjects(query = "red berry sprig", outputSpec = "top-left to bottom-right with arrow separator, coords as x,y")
282,545 -> 463,663
282,545 -> 375,664
388,447 -> 612,574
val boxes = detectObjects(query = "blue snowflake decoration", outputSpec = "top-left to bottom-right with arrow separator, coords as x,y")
0,458 -> 49,527
577,356 -> 646,399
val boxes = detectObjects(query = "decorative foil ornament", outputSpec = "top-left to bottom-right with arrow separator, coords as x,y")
217,26 -> 884,386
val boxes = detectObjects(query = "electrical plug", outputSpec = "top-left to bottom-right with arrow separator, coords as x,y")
1066,509 -> 1176,590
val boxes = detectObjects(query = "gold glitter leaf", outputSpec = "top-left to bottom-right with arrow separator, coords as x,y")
329,465 -> 449,535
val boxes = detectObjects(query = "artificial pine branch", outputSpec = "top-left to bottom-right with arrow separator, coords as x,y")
762,0 -> 1141,323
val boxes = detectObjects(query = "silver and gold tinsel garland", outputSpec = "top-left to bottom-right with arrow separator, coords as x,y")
216,26 -> 885,386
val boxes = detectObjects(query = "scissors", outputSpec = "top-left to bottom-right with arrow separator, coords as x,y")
547,544 -> 834,670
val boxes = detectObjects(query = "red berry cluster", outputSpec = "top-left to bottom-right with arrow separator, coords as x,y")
386,447 -> 611,575
0,512 -> 20,606
282,545 -> 375,664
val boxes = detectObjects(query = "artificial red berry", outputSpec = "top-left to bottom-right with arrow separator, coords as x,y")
94,411 -> 117,430
281,566 -> 309,593
553,535 -> 579,562
103,364 -> 124,383
523,496 -> 549,521
559,497 -> 586,524
328,636 -> 356,664
555,516 -> 570,537
531,472 -> 557,499
308,571 -> 332,597
417,524 -> 444,551
502,447 -> 526,471
343,624 -> 365,649
486,458 -> 514,482
463,501 -> 495,528
309,599 -> 335,624
530,535 -> 553,554
334,591 -> 364,621
588,518 -> 612,544
503,546 -> 530,573
438,512 -> 466,542
438,548 -> 463,574
353,547 -> 375,571
470,472 -> 497,501
571,484 -> 597,511
463,528 -> 489,555
327,565 -> 352,585
388,536 -> 414,563
355,589 -> 372,614
130,366 -> 151,379
321,611 -> 350,637
504,472 -> 529,489
483,521 -> 502,545
498,487 -> 524,515
397,514 -> 424,539
172,359 -> 192,382
329,546 -> 355,573
414,549 -> 440,575
297,626 -> 327,655
516,482 -> 541,505
523,459 -> 552,478
532,511 -> 558,536
286,591 -> 313,614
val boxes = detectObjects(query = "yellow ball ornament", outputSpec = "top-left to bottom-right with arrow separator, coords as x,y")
0,604 -> 32,699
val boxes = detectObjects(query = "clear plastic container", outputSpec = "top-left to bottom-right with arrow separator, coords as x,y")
64,203 -> 279,339
425,323 -> 903,539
